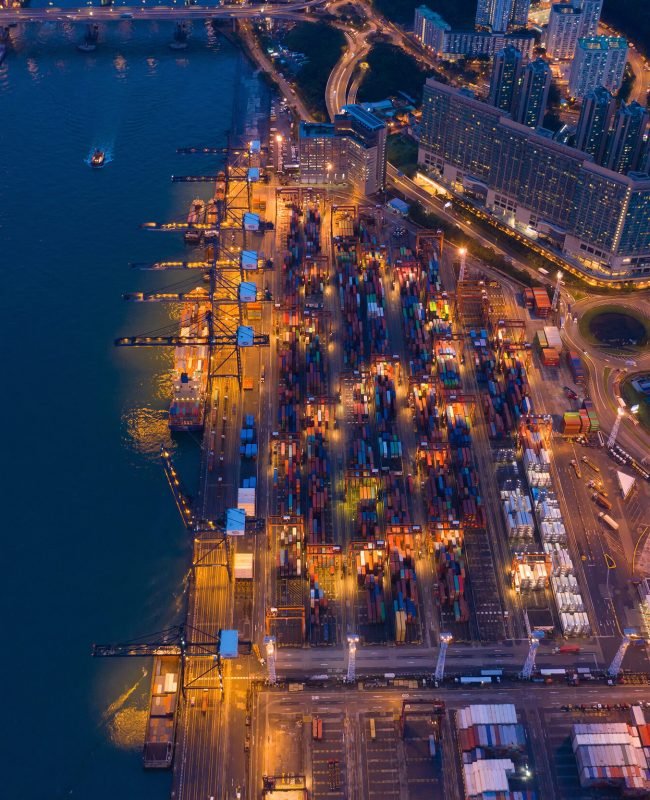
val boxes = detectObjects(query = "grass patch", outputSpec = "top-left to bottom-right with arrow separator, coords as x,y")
357,42 -> 439,103
577,305 -> 650,349
373,0 -> 475,27
283,22 -> 346,120
621,376 -> 650,436
387,134 -> 419,178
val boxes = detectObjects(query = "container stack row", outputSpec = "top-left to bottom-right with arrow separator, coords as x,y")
388,532 -> 419,643
434,532 -> 470,623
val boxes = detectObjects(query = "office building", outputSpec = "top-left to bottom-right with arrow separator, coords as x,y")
418,78 -> 650,277
489,45 -> 523,114
545,3 -> 582,60
568,36 -> 628,98
604,101 -> 650,174
515,57 -> 551,128
298,105 -> 386,195
576,0 -> 603,37
413,5 -> 450,53
575,85 -> 616,163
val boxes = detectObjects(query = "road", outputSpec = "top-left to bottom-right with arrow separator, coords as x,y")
560,295 -> 650,464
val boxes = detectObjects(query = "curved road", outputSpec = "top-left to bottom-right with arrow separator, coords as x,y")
561,296 -> 650,462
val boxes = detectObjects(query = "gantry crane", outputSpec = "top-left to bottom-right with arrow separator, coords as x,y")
117,242 -> 270,385
160,446 -> 264,576
608,628 -> 642,679
434,632 -> 452,685
92,623 -> 250,696
346,634 -> 360,683
521,630 -> 544,680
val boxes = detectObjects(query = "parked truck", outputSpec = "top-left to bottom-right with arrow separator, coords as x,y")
599,512 -> 619,531
592,492 -> 612,511
581,456 -> 600,473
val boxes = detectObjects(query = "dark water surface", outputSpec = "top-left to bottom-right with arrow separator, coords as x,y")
1,20 -> 260,799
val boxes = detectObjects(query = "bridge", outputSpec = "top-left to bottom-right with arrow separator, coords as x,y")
0,0 -> 324,23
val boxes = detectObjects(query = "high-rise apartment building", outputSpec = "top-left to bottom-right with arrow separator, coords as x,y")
476,0 -> 515,33
576,0 -> 603,37
489,45 -> 523,114
575,85 -> 616,163
418,78 -> 650,277
413,5 -> 450,53
298,105 -> 386,195
413,6 -> 535,59
510,0 -> 531,28
604,101 -> 650,174
515,57 -> 552,128
545,3 -> 582,60
568,36 -> 628,98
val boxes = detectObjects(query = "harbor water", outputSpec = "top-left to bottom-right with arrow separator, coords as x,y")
0,19 -> 267,799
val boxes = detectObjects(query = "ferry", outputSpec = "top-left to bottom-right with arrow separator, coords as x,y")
143,655 -> 180,769
169,294 -> 209,432
184,198 -> 205,244
90,149 -> 105,168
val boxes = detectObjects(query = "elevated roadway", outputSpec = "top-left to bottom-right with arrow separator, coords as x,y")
0,0 -> 324,22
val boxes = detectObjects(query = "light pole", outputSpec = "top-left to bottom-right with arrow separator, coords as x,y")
275,134 -> 283,173
552,270 -> 563,312
264,635 -> 277,685
607,406 -> 625,450
457,247 -> 467,282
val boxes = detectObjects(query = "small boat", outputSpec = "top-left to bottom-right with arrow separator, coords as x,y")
90,149 -> 105,168
169,22 -> 189,51
78,23 -> 99,53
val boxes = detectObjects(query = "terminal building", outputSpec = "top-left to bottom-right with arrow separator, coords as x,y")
298,105 -> 387,195
418,78 -> 650,279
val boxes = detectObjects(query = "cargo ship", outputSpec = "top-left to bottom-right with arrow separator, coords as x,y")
214,171 -> 226,223
169,294 -> 210,431
184,198 -> 206,244
143,655 -> 180,769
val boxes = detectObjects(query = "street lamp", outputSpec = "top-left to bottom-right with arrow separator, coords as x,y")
607,406 -> 625,449
458,247 -> 467,282
552,270 -> 563,312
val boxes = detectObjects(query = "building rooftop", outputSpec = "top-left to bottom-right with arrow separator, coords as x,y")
415,5 -> 450,29
577,35 -> 628,51
341,104 -> 386,132
299,121 -> 335,139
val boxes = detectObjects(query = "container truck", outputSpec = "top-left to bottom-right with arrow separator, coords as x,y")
599,512 -> 619,531
570,459 -> 582,478
581,456 -> 600,473
592,492 -> 612,511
